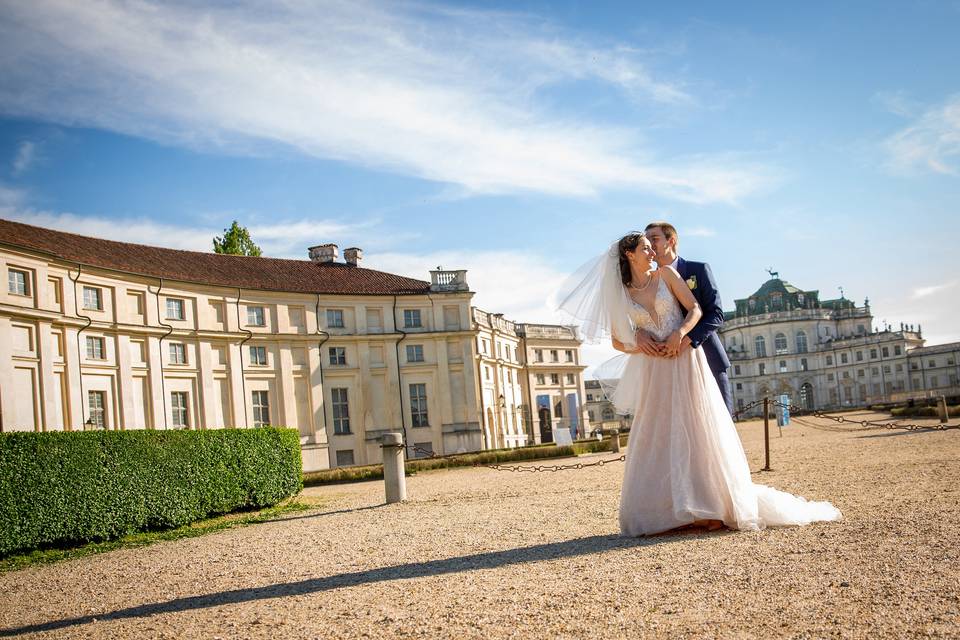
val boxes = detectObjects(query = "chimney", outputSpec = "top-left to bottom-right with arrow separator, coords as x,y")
308,243 -> 339,263
343,247 -> 363,267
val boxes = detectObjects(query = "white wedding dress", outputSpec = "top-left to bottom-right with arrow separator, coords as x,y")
616,277 -> 842,536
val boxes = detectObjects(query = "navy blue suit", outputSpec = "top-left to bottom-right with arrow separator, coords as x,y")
675,257 -> 734,414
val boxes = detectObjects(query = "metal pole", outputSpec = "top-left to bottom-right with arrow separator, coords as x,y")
762,397 -> 771,471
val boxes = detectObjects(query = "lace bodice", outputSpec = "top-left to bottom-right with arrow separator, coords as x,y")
627,276 -> 684,341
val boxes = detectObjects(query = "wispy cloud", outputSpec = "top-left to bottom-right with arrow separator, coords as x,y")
12,141 -> 38,175
884,94 -> 960,176
0,0 -> 775,203
912,281 -> 956,299
686,226 -> 716,237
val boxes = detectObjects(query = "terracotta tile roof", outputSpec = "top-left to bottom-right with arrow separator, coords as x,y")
0,218 -> 431,295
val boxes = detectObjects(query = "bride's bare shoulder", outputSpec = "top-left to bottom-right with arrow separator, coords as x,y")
659,265 -> 682,281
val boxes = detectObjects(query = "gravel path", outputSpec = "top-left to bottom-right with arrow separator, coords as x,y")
2,413 -> 959,639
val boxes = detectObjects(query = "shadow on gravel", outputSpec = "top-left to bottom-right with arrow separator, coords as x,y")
274,503 -> 386,523
0,533 -> 693,636
856,428 -> 943,439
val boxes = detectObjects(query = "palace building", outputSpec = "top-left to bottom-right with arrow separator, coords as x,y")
0,218 -> 482,471
720,275 -> 960,415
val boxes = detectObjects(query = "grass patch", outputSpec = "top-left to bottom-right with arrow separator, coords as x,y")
302,435 -> 629,486
0,497 -> 321,574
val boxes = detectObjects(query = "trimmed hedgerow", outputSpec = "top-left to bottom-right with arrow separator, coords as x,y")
0,428 -> 302,556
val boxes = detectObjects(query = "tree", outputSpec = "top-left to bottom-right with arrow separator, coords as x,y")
213,221 -> 262,257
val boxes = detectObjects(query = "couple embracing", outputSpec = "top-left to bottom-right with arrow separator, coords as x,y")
560,222 -> 842,536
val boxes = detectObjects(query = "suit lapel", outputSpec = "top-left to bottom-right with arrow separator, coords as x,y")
675,256 -> 688,279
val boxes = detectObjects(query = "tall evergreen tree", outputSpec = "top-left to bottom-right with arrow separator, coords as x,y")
213,221 -> 262,256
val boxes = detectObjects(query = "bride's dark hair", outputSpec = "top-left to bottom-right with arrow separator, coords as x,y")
617,232 -> 644,286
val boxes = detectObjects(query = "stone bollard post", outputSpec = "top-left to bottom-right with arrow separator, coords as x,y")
610,429 -> 621,454
937,396 -> 949,424
380,432 -> 407,504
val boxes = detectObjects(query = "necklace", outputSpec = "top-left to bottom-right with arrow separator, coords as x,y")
628,272 -> 654,292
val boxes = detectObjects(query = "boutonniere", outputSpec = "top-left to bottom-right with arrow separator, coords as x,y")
686,275 -> 697,290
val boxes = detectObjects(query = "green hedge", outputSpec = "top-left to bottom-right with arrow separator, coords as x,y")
0,427 -> 302,556
890,405 -> 959,418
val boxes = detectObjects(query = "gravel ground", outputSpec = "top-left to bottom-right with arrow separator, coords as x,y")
2,413 -> 959,639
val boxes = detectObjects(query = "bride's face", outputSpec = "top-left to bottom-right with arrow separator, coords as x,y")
628,238 -> 657,267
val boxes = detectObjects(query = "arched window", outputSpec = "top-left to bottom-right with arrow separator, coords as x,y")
755,335 -> 767,357
800,383 -> 814,410
602,408 -> 615,420
796,331 -> 808,354
775,333 -> 788,354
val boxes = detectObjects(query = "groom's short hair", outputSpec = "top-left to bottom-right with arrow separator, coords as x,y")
645,221 -> 678,244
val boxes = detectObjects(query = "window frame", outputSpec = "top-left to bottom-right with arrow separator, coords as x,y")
82,286 -> 103,311
331,388 -> 350,434
166,298 -> 185,321
406,344 -> 425,363
170,391 -> 189,428
8,268 -> 30,296
249,345 -> 267,366
246,305 -> 266,327
85,336 -> 106,360
88,390 -> 106,429
410,383 -> 429,428
326,309 -> 345,329
169,342 -> 187,365
329,346 -> 347,366
251,390 -> 270,426
403,309 -> 422,328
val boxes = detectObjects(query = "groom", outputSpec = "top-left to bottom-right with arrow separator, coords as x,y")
641,222 -> 734,414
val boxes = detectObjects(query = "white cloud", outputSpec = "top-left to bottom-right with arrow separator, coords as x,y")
912,281 -> 956,299
0,0 -> 776,203
686,226 -> 716,237
12,141 -> 38,175
884,94 -> 960,176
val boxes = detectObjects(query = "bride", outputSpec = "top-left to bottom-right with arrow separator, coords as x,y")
559,231 -> 842,535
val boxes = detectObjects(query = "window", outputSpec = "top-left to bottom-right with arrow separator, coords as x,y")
826,355 -> 833,365
884,365 -> 892,374
504,345 -> 511,361
331,388 -> 350,434
587,394 -> 594,402
795,331 -> 808,354
85,336 -> 105,360
911,362 -> 919,370
166,298 -> 185,320
329,346 -> 346,365
928,359 -> 936,368
736,383 -> 743,391
507,370 -> 513,383
774,333 -> 788,354
169,343 -> 186,364
566,373 -> 575,384
800,358 -> 808,372
550,373 -> 559,385
759,363 -> 766,376
734,365 -> 741,375
535,349 -> 544,362
536,374 -> 545,385
480,339 -> 488,354
83,286 -> 102,310
171,391 -> 189,428
827,373 -> 835,382
602,408 -> 614,420
247,306 -> 265,326
412,442 -> 434,459
843,371 -> 850,379
894,364 -> 902,372
841,353 -> 848,364
856,351 -> 863,362
335,450 -> 355,466
872,367 -> 879,376
88,391 -> 106,429
931,376 -> 939,387
894,346 -> 902,356
8,269 -> 29,295
857,369 -> 865,378
882,347 -> 890,357
870,349 -> 878,359
779,360 -> 787,373
755,336 -> 766,357
250,345 -> 267,365
326,309 -> 344,328
251,390 -> 270,426
406,344 -> 424,362
550,349 -> 559,362
410,383 -> 429,427
496,343 -> 502,358
565,350 -> 574,362
403,309 -> 422,328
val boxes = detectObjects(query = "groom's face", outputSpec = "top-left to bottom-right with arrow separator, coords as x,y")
645,226 -> 676,265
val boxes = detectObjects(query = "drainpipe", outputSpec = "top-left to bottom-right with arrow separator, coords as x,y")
314,293 -> 331,438
235,288 -> 252,427
392,294 -> 411,455
68,263 -> 93,429
151,278 -> 174,429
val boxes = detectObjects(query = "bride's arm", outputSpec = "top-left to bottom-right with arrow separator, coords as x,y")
611,336 -> 640,354
661,267 -> 702,356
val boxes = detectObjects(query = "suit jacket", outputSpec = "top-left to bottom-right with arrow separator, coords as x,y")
675,257 -> 731,375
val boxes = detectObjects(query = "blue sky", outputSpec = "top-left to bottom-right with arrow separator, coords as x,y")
1,0 -> 958,367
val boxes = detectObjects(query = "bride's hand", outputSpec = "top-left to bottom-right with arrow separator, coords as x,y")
664,330 -> 684,358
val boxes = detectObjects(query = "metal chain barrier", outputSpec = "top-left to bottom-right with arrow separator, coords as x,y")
405,443 -> 626,473
771,400 -> 960,432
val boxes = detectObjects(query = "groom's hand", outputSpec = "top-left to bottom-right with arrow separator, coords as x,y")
635,330 -> 664,357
